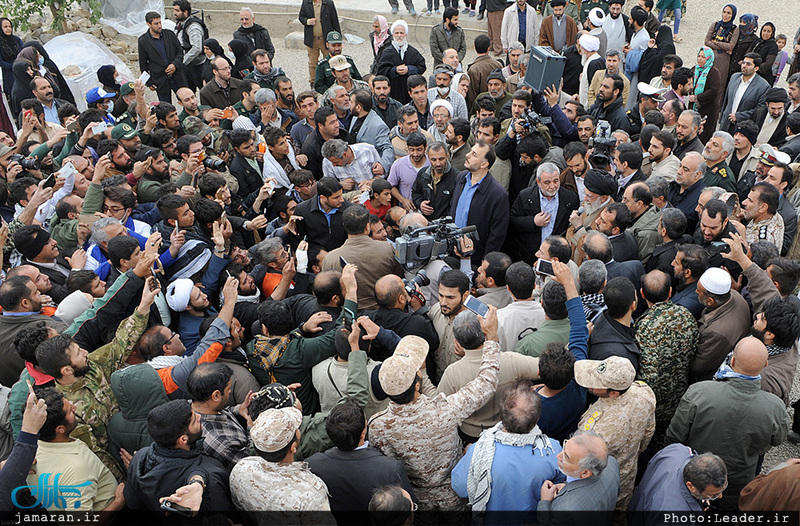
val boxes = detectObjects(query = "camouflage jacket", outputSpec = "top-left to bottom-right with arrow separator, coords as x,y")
58,309 -> 149,480
577,381 -> 656,511
746,213 -> 785,254
635,301 -> 698,451
367,341 -> 500,511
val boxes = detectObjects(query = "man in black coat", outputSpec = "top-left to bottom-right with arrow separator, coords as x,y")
509,162 -> 579,264
233,8 -> 275,59
292,177 -> 352,252
228,129 -> 264,207
450,141 -> 510,266
594,202 -> 639,262
301,106 -> 349,180
588,74 -> 630,134
125,400 -> 233,512
307,399 -> 415,523
299,0 -> 341,87
363,275 -> 439,362
584,230 -> 646,289
588,276 -> 641,373
751,88 -> 789,148
138,12 -> 187,103
411,142 -> 459,220
376,21 -> 427,105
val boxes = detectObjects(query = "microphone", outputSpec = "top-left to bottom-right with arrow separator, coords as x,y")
577,206 -> 585,215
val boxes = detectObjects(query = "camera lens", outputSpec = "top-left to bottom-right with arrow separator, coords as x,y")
203,157 -> 225,171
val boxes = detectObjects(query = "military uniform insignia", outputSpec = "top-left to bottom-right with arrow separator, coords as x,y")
759,225 -> 768,240
718,167 -> 728,178
583,410 -> 602,430
634,380 -> 647,386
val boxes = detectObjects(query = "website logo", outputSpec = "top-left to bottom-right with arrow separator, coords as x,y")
11,473 -> 92,509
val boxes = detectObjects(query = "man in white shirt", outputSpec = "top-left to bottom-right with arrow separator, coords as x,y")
720,53 -> 770,133
321,139 -> 383,192
497,262 -> 545,352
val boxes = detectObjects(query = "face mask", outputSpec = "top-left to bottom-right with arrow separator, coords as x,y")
106,101 -> 114,114
227,52 -> 236,61
437,86 -> 450,96
38,56 -> 44,66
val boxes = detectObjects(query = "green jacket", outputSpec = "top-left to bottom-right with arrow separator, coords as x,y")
703,161 -> 737,193
107,363 -> 169,466
246,299 -> 356,415
294,349 -> 370,460
58,309 -> 149,481
9,369 -> 36,440
51,216 -> 80,252
579,0 -> 608,24
513,317 -> 571,357
630,204 -> 662,264
137,178 -> 165,204
82,182 -> 105,215
314,54 -> 362,95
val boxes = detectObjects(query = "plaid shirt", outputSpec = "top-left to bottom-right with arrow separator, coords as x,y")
199,409 -> 249,471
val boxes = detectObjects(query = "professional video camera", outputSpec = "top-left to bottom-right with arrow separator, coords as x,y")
394,217 -> 478,271
588,120 -> 616,167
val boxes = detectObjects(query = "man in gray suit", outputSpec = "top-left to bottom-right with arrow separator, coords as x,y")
348,89 -> 394,174
719,53 -> 770,134
537,432 -> 620,525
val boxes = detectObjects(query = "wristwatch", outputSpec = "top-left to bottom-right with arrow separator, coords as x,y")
188,477 -> 206,490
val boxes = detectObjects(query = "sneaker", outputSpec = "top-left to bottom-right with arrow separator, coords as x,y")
426,9 -> 432,15
392,6 -> 398,13
469,9 -> 476,16
462,7 -> 470,13
410,8 -> 417,15
435,8 -> 441,13
477,11 -> 483,19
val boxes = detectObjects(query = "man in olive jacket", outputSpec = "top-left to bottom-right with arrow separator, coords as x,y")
667,336 -> 790,511
429,8 -> 467,66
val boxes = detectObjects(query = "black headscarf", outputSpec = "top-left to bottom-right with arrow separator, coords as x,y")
227,39 -> 252,79
0,18 -> 22,63
97,65 -> 120,93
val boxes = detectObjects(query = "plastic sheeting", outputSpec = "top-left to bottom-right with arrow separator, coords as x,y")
44,32 -> 135,112
98,0 -> 174,37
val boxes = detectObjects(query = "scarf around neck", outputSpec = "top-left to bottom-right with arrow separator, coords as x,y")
714,4 -> 738,39
693,47 -> 716,110
373,16 -> 390,55
466,423 -> 555,512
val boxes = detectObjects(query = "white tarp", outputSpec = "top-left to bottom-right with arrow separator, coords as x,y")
99,0 -> 175,37
44,33 -> 135,112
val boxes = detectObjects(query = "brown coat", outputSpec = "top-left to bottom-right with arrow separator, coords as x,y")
743,263 -> 799,406
538,15 -> 578,51
690,290 -> 751,382
466,54 -> 504,109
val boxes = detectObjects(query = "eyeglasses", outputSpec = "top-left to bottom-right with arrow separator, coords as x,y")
103,205 -> 125,213
296,181 -> 315,188
165,331 -> 178,345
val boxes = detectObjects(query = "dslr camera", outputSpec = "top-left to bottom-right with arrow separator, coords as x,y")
588,120 -> 616,167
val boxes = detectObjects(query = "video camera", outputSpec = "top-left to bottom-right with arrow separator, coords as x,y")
588,120 -> 616,167
394,217 -> 478,271
520,108 -> 552,133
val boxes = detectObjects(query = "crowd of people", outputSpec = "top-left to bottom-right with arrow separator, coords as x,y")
0,0 -> 799,522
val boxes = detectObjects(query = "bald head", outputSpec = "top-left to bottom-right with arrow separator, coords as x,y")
312,270 -> 343,305
375,275 -> 405,309
583,231 -> 613,263
641,269 -> 671,304
731,336 -> 769,376
398,212 -> 428,233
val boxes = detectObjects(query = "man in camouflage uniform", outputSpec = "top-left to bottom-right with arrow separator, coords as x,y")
34,275 -> 159,480
635,270 -> 698,452
574,355 -> 656,510
230,406 -> 333,519
368,313 -> 501,513
742,181 -> 786,253
314,31 -> 362,96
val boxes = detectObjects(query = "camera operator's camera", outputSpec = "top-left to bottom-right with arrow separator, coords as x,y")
9,154 -> 40,171
403,269 -> 430,296
395,217 -> 477,271
588,120 -> 615,167
203,157 -> 226,171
